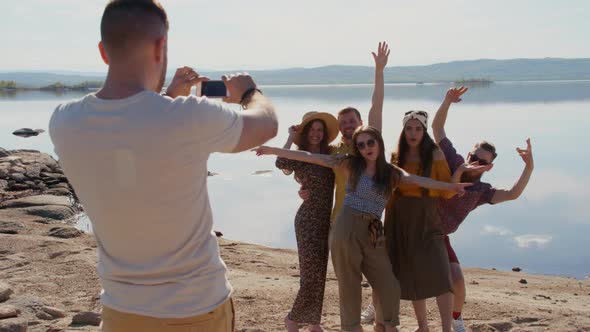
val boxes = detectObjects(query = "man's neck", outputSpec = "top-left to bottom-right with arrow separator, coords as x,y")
342,137 -> 353,147
96,67 -> 154,100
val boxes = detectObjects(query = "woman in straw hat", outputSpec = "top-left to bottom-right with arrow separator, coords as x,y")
274,111 -> 339,332
255,125 -> 469,332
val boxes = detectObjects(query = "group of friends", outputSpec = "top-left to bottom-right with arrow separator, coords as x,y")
254,42 -> 533,332
48,1 -> 533,331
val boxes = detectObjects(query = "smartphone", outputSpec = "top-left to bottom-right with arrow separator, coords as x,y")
197,80 -> 227,98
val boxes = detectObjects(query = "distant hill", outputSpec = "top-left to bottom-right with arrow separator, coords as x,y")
2,58 -> 590,88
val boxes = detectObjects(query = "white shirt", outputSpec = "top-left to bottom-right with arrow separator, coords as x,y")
49,91 -> 243,317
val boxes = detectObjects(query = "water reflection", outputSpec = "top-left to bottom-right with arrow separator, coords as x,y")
0,89 -> 17,99
0,89 -> 88,101
2,81 -> 590,103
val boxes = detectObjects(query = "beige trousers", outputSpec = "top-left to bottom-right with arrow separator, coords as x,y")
330,207 -> 400,331
101,298 -> 234,332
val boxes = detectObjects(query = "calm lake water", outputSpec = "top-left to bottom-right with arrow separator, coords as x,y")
1,81 -> 589,278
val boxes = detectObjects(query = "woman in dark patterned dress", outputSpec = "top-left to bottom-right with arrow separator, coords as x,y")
275,111 -> 339,332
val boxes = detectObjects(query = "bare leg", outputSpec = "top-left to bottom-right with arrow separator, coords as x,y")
285,315 -> 300,332
451,262 -> 466,314
307,324 -> 323,332
436,292 -> 453,332
411,300 -> 430,332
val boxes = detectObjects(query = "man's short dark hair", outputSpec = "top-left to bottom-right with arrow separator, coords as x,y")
338,107 -> 362,121
101,0 -> 169,54
476,140 -> 498,160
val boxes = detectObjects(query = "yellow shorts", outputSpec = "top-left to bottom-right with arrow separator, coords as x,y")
101,298 -> 234,332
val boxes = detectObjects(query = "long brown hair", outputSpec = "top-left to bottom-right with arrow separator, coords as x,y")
349,126 -> 400,194
391,123 -> 437,175
297,119 -> 331,154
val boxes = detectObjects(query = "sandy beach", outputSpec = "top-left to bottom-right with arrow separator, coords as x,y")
2,232 -> 590,331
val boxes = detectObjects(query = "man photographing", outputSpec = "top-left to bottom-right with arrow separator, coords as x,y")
49,1 -> 277,331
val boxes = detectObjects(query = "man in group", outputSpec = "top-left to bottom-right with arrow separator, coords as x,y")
49,1 -> 277,331
300,42 -> 390,222
298,42 -> 395,331
432,87 -> 534,331
360,87 -> 534,332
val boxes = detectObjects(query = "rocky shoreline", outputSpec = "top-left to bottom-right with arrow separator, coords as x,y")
0,148 -> 100,331
1,148 -> 589,331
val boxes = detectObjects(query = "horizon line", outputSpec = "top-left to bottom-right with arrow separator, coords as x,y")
1,56 -> 589,75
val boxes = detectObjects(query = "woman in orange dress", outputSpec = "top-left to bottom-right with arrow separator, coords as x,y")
385,110 -> 456,332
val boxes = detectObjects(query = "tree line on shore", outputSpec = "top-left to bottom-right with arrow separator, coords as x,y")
0,80 -> 103,91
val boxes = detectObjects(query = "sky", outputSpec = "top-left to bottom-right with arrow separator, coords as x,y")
1,0 -> 590,72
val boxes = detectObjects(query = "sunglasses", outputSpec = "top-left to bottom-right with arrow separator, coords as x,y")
356,138 -> 376,150
469,154 -> 490,166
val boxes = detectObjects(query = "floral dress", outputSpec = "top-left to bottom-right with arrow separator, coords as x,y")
276,157 -> 335,324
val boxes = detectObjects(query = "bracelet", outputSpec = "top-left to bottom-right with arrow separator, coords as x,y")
240,88 -> 262,106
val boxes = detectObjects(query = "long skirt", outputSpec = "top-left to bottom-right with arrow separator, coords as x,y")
384,195 -> 453,300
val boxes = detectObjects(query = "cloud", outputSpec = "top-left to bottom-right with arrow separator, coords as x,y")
481,226 -> 553,249
481,225 -> 513,236
513,234 -> 553,249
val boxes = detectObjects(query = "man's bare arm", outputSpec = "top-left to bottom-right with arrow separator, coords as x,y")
432,87 -> 468,144
219,73 -> 278,153
491,139 -> 534,204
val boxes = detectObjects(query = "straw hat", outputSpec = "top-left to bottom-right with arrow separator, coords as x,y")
293,111 -> 339,146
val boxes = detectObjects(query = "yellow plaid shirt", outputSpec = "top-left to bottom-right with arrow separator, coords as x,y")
330,140 -> 352,222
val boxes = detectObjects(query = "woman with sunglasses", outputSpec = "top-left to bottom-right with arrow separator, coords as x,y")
253,125 -> 468,332
385,110 -> 459,332
275,111 -> 339,332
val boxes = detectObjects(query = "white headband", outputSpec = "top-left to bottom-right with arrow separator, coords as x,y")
403,111 -> 428,128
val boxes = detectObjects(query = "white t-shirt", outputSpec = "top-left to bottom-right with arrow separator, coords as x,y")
49,91 -> 243,318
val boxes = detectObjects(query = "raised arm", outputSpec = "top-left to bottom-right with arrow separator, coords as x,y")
221,74 -> 278,153
491,138 -> 534,204
283,125 -> 299,149
254,146 -> 346,169
368,42 -> 390,132
432,87 -> 468,144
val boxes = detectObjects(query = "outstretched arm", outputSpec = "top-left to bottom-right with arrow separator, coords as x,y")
397,167 -> 470,193
368,41 -> 390,132
451,162 -> 492,183
491,138 -> 534,204
254,146 -> 346,169
432,87 -> 468,144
